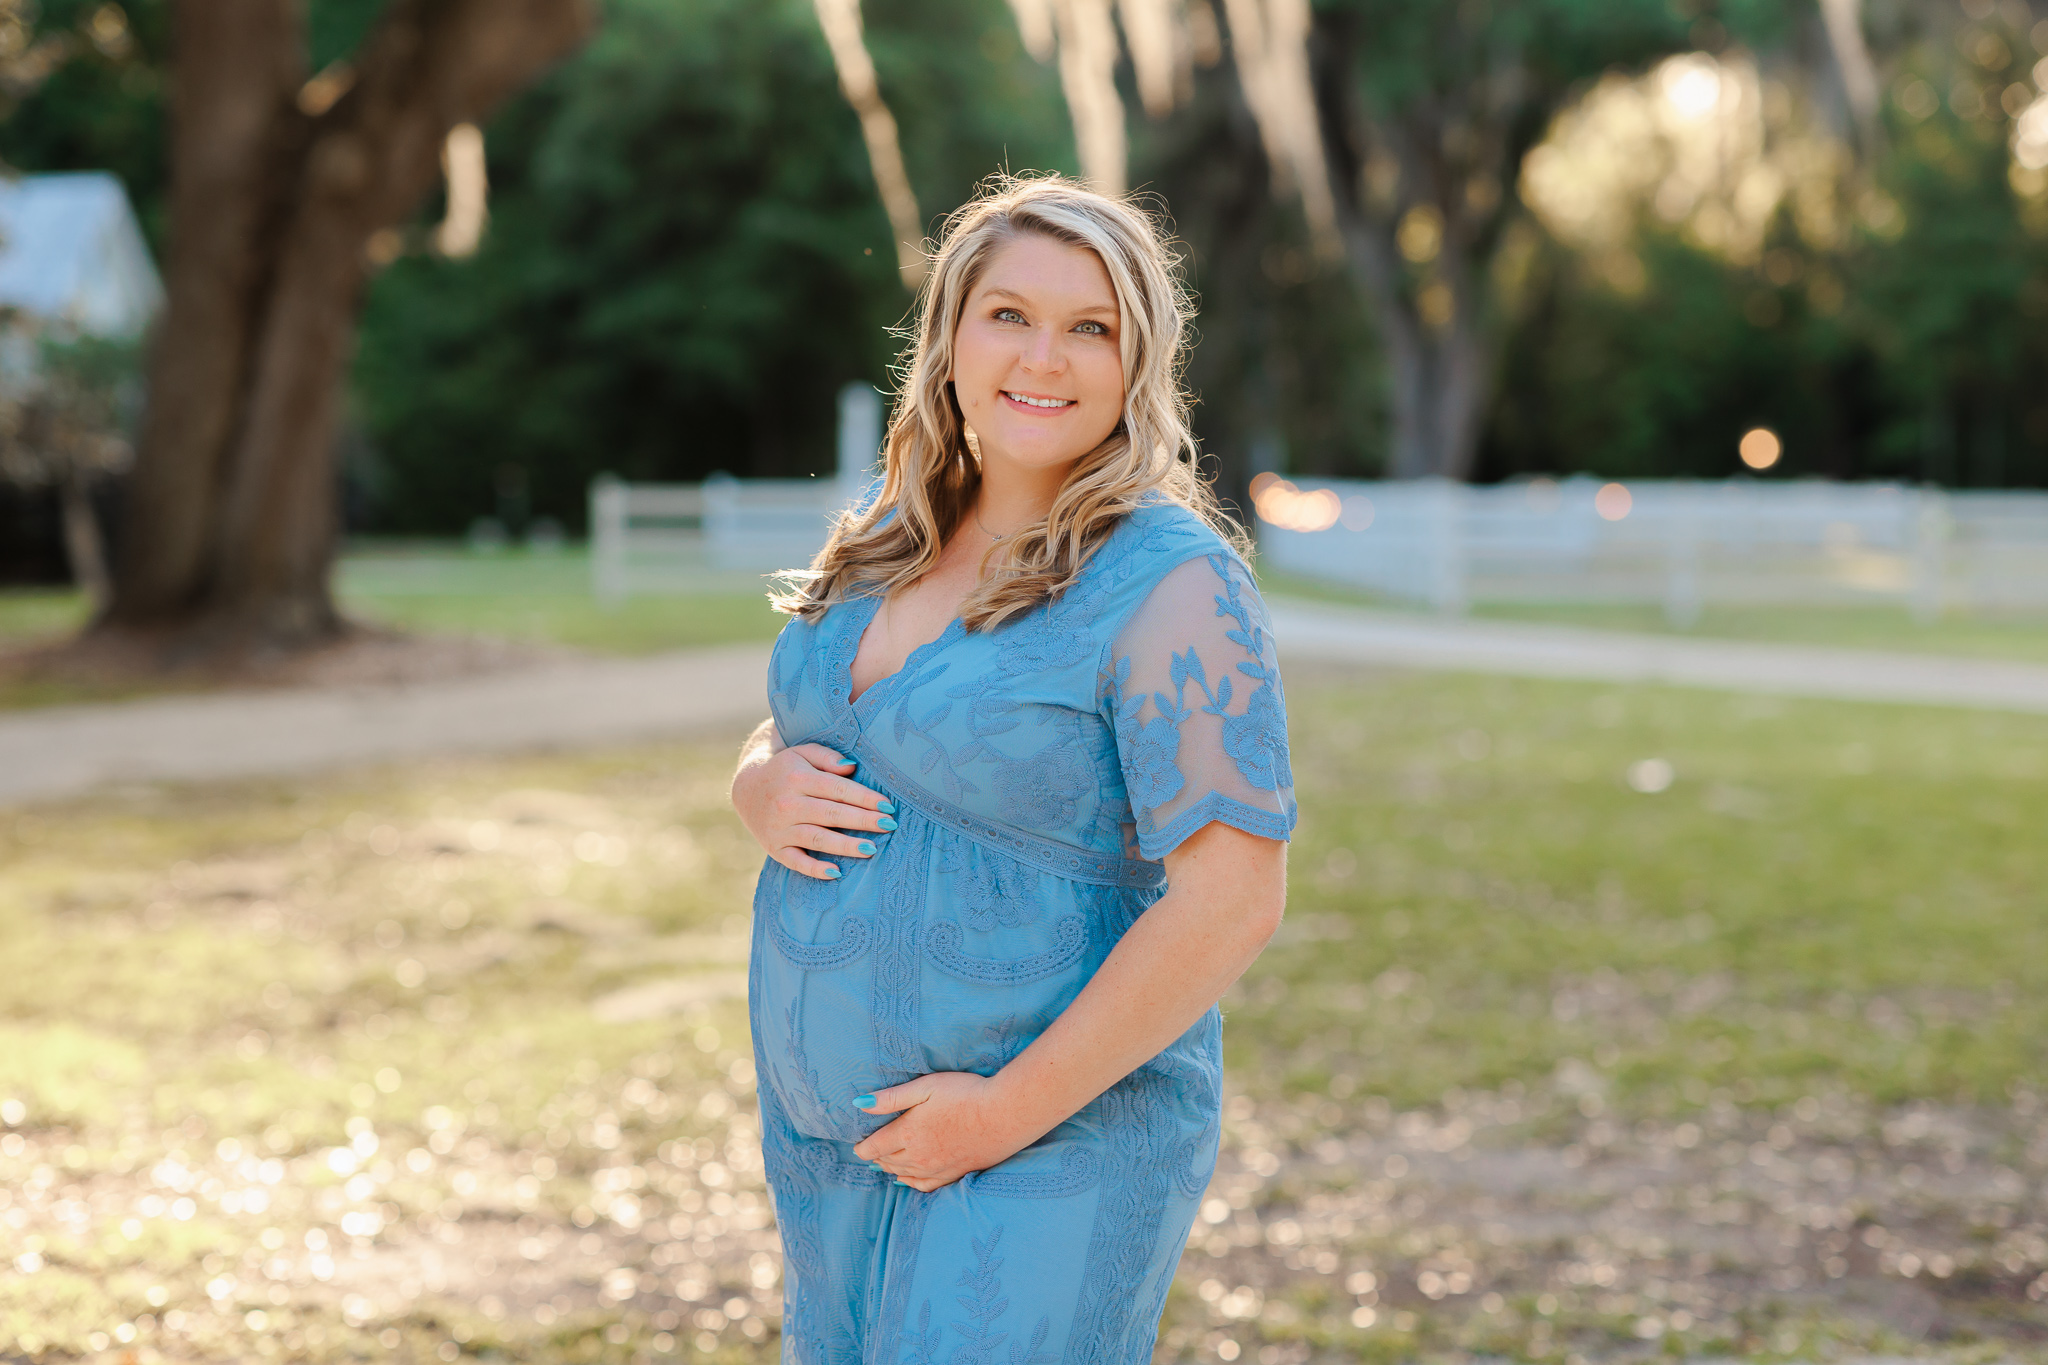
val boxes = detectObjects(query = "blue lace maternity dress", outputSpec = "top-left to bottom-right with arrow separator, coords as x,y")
749,501 -> 1296,1364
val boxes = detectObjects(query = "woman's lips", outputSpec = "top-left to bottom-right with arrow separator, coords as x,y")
1002,390 -> 1076,412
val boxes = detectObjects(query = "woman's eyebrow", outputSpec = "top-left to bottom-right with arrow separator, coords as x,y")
980,285 -> 1118,318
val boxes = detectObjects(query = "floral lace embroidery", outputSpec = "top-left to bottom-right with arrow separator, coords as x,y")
971,1012 -> 1042,1074
767,866 -> 873,968
866,511 -> 1204,846
910,1228 -> 1060,1365
872,808 -> 933,1076
903,1301 -> 943,1365
846,739 -> 1162,889
1101,552 -> 1295,849
874,1189 -> 933,1361
768,913 -> 872,969
922,915 -> 1088,985
946,1229 -> 1012,1365
755,1067 -> 834,1361
936,841 -> 1040,931
1067,1069 -> 1184,1361
1207,555 -> 1294,793
964,1144 -> 1101,1200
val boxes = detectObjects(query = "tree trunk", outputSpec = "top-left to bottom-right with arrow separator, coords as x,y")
1334,207 -> 1490,481
1310,16 -> 1523,482
1378,292 -> 1489,482
102,0 -> 593,658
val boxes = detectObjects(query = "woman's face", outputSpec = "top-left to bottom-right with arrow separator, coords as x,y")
950,232 -> 1126,482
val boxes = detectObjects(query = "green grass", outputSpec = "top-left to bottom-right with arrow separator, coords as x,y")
336,545 -> 786,655
3,675 -> 2044,1361
1262,666 -> 2048,1112
1259,568 -> 2048,663
0,548 -> 790,710
0,588 -> 92,646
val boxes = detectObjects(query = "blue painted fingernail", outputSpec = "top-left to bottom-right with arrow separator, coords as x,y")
878,798 -> 896,814
877,815 -> 898,831
822,866 -> 842,880
856,840 -> 876,856
853,1094 -> 876,1108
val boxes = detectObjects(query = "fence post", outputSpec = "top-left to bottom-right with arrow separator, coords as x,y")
703,470 -> 740,571
590,474 -> 627,604
1429,478 -> 1468,615
1909,486 -> 1950,624
836,383 -> 882,513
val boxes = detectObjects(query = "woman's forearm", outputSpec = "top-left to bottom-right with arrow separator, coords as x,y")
731,718 -> 782,796
988,822 -> 1285,1145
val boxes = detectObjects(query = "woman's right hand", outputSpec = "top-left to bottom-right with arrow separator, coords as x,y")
730,737 -> 896,879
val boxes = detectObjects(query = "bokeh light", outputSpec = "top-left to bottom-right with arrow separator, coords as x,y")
1250,474 -> 1342,532
1594,482 -> 1632,521
1739,427 -> 1783,469
1627,757 -> 1675,793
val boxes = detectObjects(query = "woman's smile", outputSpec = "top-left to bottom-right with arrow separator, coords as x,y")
1001,389 -> 1076,411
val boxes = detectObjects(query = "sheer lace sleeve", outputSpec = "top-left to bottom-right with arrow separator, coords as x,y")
1102,552 -> 1296,861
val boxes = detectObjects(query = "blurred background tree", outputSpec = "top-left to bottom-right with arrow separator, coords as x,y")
350,0 -> 1073,537
4,0 -> 2048,561
1,0 -> 594,658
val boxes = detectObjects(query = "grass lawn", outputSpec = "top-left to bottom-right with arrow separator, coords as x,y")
0,548 -> 789,710
334,546 -> 786,657
3,672 -> 2044,1362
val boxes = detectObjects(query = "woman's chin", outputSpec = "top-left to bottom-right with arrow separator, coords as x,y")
978,430 -> 1113,475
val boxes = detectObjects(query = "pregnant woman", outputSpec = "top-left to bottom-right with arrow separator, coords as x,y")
729,175 -> 1294,1363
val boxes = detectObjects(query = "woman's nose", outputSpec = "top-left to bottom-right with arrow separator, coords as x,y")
1020,325 -> 1064,372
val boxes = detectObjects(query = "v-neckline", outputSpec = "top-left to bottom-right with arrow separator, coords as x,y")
843,595 -> 967,713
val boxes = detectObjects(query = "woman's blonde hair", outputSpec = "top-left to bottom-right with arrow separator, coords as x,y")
773,172 -> 1242,631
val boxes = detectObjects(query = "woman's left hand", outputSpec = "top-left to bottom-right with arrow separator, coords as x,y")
851,1073 -> 1032,1192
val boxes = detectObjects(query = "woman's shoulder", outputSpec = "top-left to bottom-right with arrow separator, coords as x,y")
1105,497 -> 1240,568
1077,498 -> 1254,633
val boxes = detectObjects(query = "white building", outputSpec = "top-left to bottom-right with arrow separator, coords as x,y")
0,170 -> 163,341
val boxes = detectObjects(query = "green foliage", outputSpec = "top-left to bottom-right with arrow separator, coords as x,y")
0,0 -> 387,248
1483,8 -> 2048,485
352,0 -> 1072,534
1855,113 -> 2048,484
1321,0 -> 1692,109
0,0 -> 170,240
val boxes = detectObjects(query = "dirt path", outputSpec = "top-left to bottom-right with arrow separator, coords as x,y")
9,605 -> 2048,810
0,644 -> 773,807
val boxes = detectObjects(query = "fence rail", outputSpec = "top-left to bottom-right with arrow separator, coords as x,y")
1254,477 -> 2048,620
588,474 -> 856,599
587,383 -> 881,600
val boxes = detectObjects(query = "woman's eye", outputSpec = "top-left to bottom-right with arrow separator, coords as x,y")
994,308 -> 1025,324
1074,320 -> 1108,336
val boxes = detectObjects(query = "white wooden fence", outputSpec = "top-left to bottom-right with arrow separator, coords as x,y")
1255,477 -> 2048,620
589,384 -> 879,600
